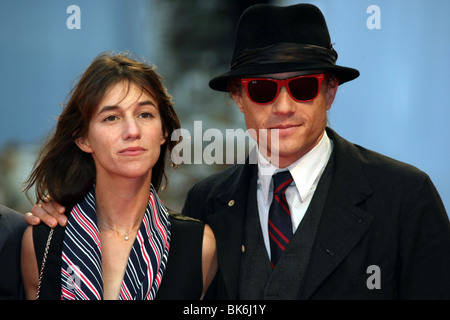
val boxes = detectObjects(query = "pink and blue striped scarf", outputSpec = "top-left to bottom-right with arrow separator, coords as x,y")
60,185 -> 171,300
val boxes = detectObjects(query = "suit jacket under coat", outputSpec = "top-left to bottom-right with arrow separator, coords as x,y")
182,128 -> 450,299
0,205 -> 27,299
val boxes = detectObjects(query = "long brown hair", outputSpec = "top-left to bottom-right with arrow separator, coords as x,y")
24,52 -> 180,208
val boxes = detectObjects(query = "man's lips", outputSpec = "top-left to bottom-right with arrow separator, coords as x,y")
118,147 -> 147,155
270,124 -> 299,129
268,124 -> 301,134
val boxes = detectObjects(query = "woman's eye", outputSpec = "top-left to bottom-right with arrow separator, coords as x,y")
139,112 -> 153,119
104,115 -> 118,122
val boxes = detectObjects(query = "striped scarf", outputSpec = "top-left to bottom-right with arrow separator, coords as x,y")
60,185 -> 171,300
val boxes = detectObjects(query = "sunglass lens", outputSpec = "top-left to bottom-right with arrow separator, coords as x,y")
289,78 -> 319,101
247,80 -> 278,104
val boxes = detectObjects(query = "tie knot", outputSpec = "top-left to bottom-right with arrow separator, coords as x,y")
272,171 -> 293,195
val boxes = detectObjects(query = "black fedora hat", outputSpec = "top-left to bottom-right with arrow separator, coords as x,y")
209,3 -> 359,92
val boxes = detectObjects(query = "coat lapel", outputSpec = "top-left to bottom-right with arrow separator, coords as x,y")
301,128 -> 374,299
207,160 -> 258,299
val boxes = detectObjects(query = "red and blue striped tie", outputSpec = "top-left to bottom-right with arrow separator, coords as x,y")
268,170 -> 293,268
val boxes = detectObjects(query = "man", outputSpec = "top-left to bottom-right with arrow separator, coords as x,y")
182,3 -> 450,299
27,4 -> 450,299
0,204 -> 26,299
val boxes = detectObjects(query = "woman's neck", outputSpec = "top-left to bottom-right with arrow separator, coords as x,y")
94,173 -> 152,232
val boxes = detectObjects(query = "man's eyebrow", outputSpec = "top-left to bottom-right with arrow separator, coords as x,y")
98,100 -> 156,114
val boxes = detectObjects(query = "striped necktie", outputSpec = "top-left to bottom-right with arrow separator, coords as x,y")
268,170 -> 293,268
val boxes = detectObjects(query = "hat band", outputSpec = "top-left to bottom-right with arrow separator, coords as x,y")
231,42 -> 338,70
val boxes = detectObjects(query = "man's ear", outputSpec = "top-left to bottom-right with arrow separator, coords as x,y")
325,76 -> 339,110
232,91 -> 245,114
75,136 -> 93,153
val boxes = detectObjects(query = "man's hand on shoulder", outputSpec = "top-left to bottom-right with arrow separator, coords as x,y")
24,198 -> 67,227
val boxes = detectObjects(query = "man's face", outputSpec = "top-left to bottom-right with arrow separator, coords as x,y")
233,71 -> 338,168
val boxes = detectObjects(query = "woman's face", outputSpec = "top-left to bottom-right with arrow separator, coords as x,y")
76,81 -> 166,182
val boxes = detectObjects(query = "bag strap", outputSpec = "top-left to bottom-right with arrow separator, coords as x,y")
33,223 -> 66,300
36,227 -> 54,299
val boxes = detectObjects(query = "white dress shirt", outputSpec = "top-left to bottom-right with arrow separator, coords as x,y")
256,130 -> 333,258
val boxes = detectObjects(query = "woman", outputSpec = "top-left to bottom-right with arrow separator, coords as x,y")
21,52 -> 217,300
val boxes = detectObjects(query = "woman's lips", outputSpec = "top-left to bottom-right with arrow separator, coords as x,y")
118,147 -> 147,156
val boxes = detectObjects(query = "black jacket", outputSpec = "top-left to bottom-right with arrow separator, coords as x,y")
0,205 -> 26,299
182,128 -> 450,299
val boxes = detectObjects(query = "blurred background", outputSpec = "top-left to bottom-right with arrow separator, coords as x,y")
0,0 -> 448,215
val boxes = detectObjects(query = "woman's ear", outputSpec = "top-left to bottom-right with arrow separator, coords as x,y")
75,136 -> 93,153
160,132 -> 167,146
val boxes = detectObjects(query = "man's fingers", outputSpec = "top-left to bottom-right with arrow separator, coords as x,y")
41,195 -> 67,222
46,202 -> 68,226
30,204 -> 57,227
24,212 -> 41,226
53,202 -> 66,214
31,202 -> 67,227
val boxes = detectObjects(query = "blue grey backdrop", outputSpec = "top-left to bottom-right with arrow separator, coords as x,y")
0,0 -> 448,214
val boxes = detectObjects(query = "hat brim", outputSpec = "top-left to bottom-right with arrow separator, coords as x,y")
209,62 -> 359,92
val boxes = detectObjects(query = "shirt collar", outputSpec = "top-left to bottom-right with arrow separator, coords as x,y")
257,130 -> 332,205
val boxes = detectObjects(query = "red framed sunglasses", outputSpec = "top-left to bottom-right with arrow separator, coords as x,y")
241,74 -> 325,105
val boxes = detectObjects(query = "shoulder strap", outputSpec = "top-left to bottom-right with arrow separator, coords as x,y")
33,223 -> 66,299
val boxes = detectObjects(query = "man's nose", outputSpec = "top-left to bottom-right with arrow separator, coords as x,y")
272,86 -> 296,115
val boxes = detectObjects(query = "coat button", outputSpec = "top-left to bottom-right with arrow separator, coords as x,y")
241,245 -> 245,253
228,200 -> 235,207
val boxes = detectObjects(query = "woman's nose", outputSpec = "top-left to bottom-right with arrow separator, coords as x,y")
122,118 -> 141,140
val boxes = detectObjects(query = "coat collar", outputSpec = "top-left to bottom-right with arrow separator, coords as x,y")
300,128 -> 374,298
